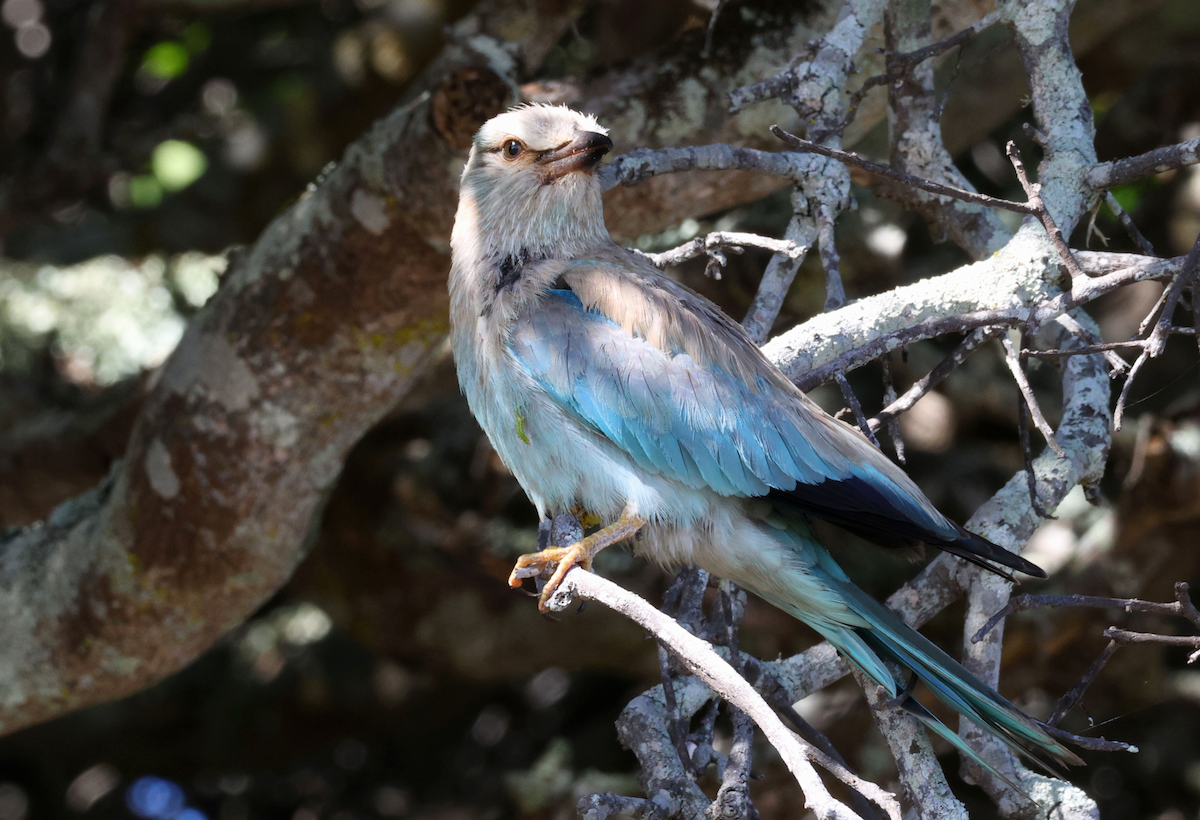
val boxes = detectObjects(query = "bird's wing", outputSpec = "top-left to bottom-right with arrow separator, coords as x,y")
508,255 -> 1041,576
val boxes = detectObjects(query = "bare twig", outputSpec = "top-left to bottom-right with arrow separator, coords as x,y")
1015,373 -> 1053,519
1005,141 -> 1086,279
879,355 -> 905,464
1114,233 -> 1200,429
1001,337 -> 1065,457
1040,719 -> 1135,753
1103,192 -> 1155,257
836,373 -> 881,448
702,0 -> 729,58
1086,136 -> 1200,190
640,232 -> 806,277
879,4 -> 1010,259
1053,312 -> 1130,375
888,10 -> 1001,72
771,127 -> 1039,215
1024,329 -> 1197,361
546,570 -> 900,820
971,583 -> 1200,645
1113,352 -> 1151,433
1103,628 -> 1200,650
870,326 -> 1005,429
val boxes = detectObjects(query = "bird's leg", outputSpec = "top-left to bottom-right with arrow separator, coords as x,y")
509,512 -> 646,613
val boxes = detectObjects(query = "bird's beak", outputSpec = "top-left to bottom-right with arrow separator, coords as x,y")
538,131 -> 614,181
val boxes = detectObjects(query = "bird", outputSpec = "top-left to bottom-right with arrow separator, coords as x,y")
448,103 -> 1081,778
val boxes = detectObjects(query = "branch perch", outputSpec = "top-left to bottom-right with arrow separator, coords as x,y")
544,570 -> 902,820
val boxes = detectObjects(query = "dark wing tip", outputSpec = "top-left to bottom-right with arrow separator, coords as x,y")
951,524 -> 1047,578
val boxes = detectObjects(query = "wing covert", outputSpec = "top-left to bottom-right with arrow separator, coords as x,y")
510,287 -> 844,498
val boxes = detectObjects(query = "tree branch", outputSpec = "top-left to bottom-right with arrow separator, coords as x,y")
544,570 -> 902,820
1086,136 -> 1200,190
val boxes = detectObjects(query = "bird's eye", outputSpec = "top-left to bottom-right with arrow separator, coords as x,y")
502,139 -> 523,159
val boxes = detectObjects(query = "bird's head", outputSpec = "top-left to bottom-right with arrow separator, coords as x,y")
453,104 -> 613,264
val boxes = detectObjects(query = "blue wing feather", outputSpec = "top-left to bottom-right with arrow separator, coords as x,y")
509,279 -> 1044,577
511,289 -> 834,498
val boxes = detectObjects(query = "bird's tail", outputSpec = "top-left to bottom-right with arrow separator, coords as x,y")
748,529 -> 1082,781
824,571 -> 1081,772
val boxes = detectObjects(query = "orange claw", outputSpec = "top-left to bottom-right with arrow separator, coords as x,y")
507,513 -> 646,613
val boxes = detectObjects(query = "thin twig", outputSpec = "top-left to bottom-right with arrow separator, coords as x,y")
1014,368 -> 1053,519
972,583 -> 1200,645
889,10 -> 1001,71
836,373 -> 881,448
640,232 -> 806,272
1115,233 -> 1200,429
771,126 -> 1038,215
1014,328 -> 1056,519
966,579 -> 1199,739
1103,627 -> 1200,650
1103,192 -> 1155,256
834,11 -> 999,139
836,74 -> 890,139
1005,141 -> 1086,279
1053,311 -> 1131,375
1041,729 -> 1132,753
879,354 -> 905,464
1048,640 -> 1119,726
702,0 -> 729,58
870,326 -> 1005,429
1001,337 -> 1066,457
1041,722 -> 1137,753
1145,236 -> 1200,359
1113,352 -> 1151,432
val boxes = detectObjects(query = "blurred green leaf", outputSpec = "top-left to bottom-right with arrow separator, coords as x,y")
152,141 -> 208,192
271,73 -> 309,104
1090,90 -> 1120,120
142,41 -> 190,79
182,22 -> 212,54
129,175 -> 164,208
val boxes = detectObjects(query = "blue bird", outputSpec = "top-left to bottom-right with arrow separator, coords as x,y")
449,104 -> 1081,776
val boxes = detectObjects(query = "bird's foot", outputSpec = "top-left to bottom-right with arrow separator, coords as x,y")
508,513 -> 646,613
